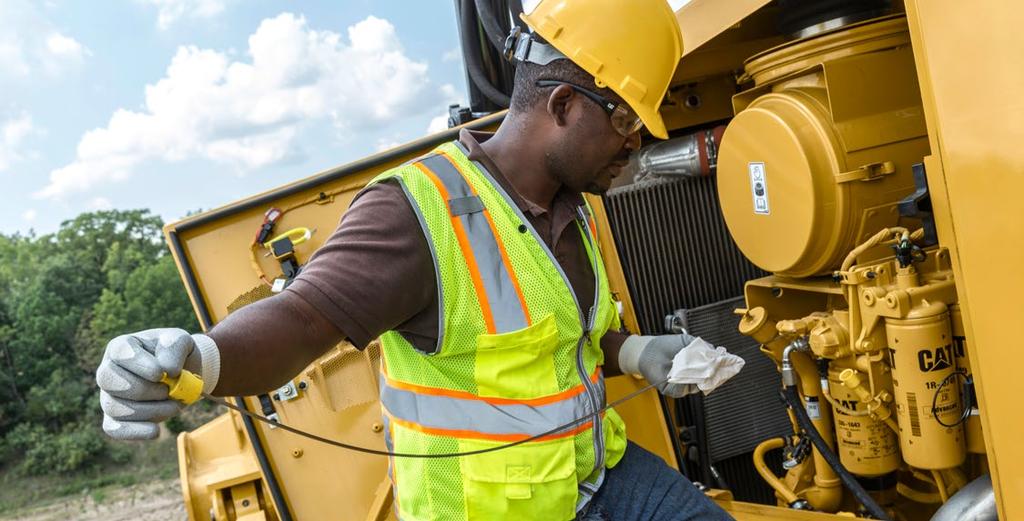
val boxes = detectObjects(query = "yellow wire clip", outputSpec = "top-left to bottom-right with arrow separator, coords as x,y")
161,369 -> 204,405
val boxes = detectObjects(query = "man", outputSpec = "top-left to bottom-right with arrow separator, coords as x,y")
95,1 -> 737,519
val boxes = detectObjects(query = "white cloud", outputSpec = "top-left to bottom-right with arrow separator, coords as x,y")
21,209 -> 36,222
89,197 -> 113,210
442,47 -> 461,63
0,112 -> 35,171
137,0 -> 232,30
425,83 -> 466,134
427,115 -> 450,134
46,33 -> 88,60
0,1 -> 89,79
39,13 -> 447,200
375,139 -> 403,152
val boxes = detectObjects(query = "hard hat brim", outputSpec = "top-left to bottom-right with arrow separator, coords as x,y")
637,105 -> 670,140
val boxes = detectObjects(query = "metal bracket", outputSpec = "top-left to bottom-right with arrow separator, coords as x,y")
836,161 -> 896,183
276,381 -> 300,402
897,162 -> 939,246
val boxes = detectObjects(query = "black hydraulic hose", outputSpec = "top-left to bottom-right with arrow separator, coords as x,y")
783,386 -> 891,520
473,0 -> 507,52
458,0 -> 512,107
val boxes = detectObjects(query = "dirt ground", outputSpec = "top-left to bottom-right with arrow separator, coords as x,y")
1,478 -> 186,521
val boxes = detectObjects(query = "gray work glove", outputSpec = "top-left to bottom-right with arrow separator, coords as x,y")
618,333 -> 700,398
96,328 -> 221,440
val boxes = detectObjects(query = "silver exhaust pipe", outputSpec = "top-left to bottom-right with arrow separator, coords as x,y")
931,474 -> 998,521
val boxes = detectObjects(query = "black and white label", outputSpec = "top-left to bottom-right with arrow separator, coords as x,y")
748,162 -> 770,215
805,396 -> 822,420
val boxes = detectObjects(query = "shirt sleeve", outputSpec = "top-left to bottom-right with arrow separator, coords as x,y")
283,180 -> 438,349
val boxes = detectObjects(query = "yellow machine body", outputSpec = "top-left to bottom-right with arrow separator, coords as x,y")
164,1 -> 1024,520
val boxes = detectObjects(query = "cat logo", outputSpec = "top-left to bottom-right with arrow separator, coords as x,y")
918,344 -> 954,372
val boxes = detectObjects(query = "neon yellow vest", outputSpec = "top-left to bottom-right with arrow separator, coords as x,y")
371,141 -> 627,521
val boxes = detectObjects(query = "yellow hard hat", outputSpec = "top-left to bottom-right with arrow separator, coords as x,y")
516,0 -> 683,139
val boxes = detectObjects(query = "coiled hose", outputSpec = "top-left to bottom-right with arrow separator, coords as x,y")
474,0 -> 508,51
783,386 -> 891,520
457,0 -> 512,108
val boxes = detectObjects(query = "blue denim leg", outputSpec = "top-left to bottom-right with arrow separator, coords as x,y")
579,442 -> 734,520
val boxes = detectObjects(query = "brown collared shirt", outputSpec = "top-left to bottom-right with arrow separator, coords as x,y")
286,129 -> 623,354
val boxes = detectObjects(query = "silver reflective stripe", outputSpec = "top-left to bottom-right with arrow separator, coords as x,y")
576,467 -> 606,513
380,379 -> 593,437
393,177 -> 445,355
448,195 -> 484,216
418,153 -> 528,333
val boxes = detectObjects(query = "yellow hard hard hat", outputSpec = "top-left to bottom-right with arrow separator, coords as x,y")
517,0 -> 683,139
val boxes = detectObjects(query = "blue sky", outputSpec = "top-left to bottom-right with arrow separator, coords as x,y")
0,0 -> 470,235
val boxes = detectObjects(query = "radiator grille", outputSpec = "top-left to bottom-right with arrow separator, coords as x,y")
227,283 -> 273,314
603,177 -> 784,505
716,450 -> 785,505
604,176 -> 766,335
678,297 -> 792,463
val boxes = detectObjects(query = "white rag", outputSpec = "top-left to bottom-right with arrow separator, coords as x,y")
667,337 -> 745,395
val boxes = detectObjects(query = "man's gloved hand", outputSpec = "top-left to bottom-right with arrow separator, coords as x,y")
618,332 -> 744,398
619,333 -> 701,398
95,328 -> 220,440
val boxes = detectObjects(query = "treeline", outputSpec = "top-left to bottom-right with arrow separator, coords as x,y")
0,210 -> 199,475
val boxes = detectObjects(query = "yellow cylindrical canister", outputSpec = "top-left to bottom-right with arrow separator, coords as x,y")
827,366 -> 900,476
950,305 -> 985,454
716,17 -> 927,277
886,303 -> 966,469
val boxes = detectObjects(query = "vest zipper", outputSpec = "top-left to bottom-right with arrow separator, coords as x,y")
576,205 -> 605,473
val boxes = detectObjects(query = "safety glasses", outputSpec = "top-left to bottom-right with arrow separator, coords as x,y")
535,79 -> 644,137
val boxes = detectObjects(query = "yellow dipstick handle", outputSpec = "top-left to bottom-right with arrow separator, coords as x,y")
262,227 -> 312,249
161,369 -> 204,405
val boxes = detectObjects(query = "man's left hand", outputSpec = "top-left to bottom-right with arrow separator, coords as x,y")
618,333 -> 743,398
618,333 -> 700,398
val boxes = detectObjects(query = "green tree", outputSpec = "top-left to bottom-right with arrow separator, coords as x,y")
0,209 -> 199,475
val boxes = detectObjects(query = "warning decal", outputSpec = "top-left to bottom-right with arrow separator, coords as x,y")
805,396 -> 822,420
749,162 -> 770,215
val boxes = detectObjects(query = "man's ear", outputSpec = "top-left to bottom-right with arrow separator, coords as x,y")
545,84 -> 575,128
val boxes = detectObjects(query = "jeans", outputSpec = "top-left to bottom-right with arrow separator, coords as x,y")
578,442 -> 735,520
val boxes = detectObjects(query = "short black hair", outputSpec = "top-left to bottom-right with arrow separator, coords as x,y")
510,58 -> 615,113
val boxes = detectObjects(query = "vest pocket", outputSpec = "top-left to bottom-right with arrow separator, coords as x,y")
459,436 -> 577,520
474,313 -> 561,399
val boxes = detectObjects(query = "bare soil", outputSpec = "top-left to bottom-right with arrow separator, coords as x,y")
1,478 -> 186,521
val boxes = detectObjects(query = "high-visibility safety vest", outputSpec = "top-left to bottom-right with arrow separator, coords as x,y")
368,141 -> 628,521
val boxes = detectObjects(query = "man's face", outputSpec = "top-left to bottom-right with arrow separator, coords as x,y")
544,88 -> 640,195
